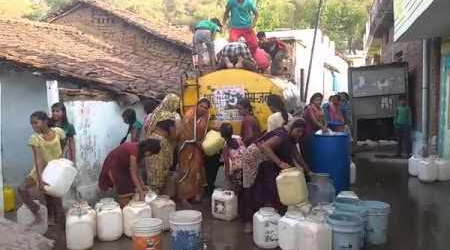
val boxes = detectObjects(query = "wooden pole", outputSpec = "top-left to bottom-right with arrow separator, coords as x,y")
304,0 -> 324,102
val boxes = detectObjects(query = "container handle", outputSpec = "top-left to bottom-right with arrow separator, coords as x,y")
224,191 -> 234,196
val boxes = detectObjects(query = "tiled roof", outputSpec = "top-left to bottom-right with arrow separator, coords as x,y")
0,18 -> 179,99
47,0 -> 192,50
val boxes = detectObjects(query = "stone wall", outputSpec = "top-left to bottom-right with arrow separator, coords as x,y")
52,3 -> 192,87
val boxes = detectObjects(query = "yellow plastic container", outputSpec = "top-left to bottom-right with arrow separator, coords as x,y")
3,185 -> 16,212
202,130 -> 225,156
182,69 -> 300,134
276,168 -> 308,206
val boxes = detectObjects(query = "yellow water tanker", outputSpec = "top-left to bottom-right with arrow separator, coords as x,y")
181,69 -> 301,134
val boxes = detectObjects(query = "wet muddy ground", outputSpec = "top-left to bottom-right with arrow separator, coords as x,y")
11,150 -> 450,250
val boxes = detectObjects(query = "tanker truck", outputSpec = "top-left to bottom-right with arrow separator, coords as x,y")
181,69 -> 302,134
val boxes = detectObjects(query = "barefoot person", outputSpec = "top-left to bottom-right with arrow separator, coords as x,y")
177,98 -> 211,207
98,139 -> 161,207
18,111 -> 66,226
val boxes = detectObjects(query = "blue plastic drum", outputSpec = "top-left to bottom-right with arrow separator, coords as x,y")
309,132 -> 350,193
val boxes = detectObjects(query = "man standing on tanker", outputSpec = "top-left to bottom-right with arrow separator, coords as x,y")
223,0 -> 259,55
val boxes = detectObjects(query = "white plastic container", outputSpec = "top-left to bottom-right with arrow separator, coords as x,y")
123,201 -> 152,237
278,211 -> 303,250
350,162 -> 356,185
66,208 -> 95,250
418,159 -> 438,183
150,195 -> 176,231
435,158 -> 450,181
41,158 -> 78,197
253,207 -> 281,249
211,189 -> 238,221
298,215 -> 332,250
95,197 -> 118,212
97,203 -> 123,241
17,200 -> 48,235
134,190 -> 157,204
68,201 -> 97,237
276,168 -> 308,206
408,156 -> 421,176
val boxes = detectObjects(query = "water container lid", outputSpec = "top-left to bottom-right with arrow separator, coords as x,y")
69,207 -> 89,216
169,210 -> 202,225
327,213 -> 363,226
260,207 -> 277,216
362,201 -> 391,214
130,200 -> 148,207
334,197 -> 361,205
156,195 -> 170,200
285,211 -> 304,219
314,131 -> 349,137
133,218 -> 163,234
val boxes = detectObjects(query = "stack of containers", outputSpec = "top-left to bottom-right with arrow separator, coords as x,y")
328,197 -> 391,248
409,156 -> 450,183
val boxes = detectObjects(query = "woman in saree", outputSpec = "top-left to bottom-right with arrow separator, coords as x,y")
144,94 -> 180,194
177,98 -> 211,207
239,118 -> 310,233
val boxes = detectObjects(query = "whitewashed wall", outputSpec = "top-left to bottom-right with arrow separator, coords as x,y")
65,100 -> 144,202
267,29 -> 349,101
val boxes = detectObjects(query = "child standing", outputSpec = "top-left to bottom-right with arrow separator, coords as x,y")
394,95 -> 412,157
51,102 -> 76,163
18,112 -> 66,225
121,109 -> 143,144
220,123 -> 246,192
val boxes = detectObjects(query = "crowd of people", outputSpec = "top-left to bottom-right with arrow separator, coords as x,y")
17,89 -> 352,233
193,0 -> 289,75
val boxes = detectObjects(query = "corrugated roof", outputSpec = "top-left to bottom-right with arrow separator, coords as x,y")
0,18 -> 180,99
47,0 -> 192,50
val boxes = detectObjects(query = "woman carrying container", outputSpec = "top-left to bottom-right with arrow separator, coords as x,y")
266,94 -> 292,132
238,98 -> 261,147
98,139 -> 161,207
240,119 -> 310,233
18,111 -> 66,226
177,98 -> 212,207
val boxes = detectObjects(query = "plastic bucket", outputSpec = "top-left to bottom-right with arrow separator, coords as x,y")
362,201 -> 391,245
334,202 -> 369,248
169,210 -> 203,250
132,218 -> 163,250
327,213 -> 363,250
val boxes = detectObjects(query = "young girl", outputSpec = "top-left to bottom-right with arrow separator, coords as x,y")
220,123 -> 246,191
121,109 -> 143,144
98,139 -> 161,207
18,111 -> 66,225
51,102 -> 76,163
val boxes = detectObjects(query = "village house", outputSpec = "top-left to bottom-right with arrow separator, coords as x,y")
0,18 -> 181,210
47,0 -> 193,83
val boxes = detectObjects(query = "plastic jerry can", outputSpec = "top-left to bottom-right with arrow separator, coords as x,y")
41,159 -> 77,197
97,203 -> 123,241
150,195 -> 176,231
211,189 -> 238,221
276,168 -> 308,206
66,207 -> 95,250
253,207 -> 281,249
3,185 -> 16,212
123,201 -> 152,237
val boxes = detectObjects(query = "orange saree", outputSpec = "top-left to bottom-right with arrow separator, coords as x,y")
177,106 -> 209,200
